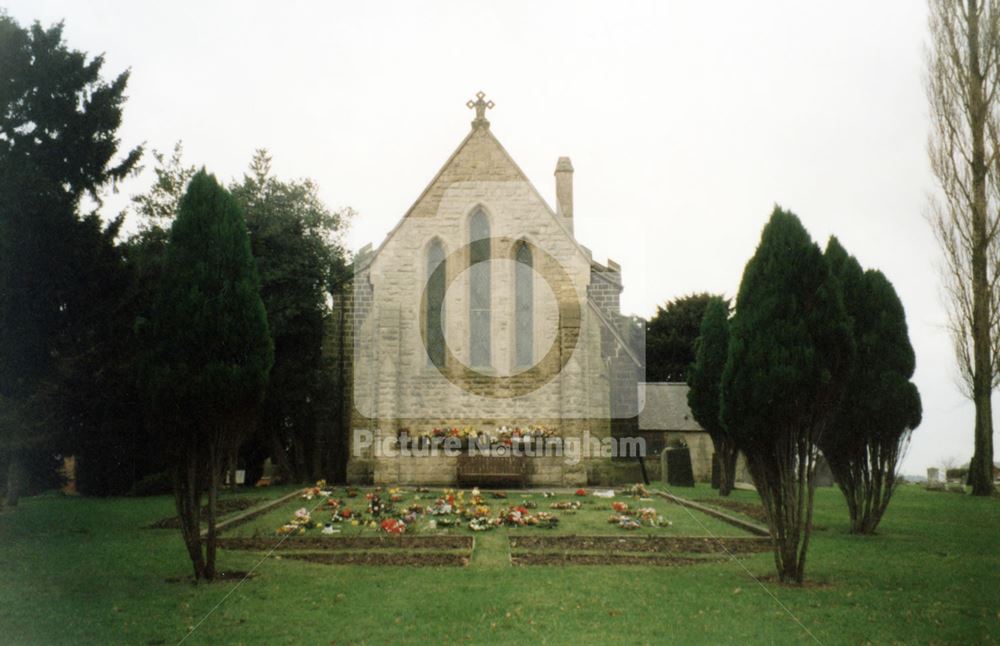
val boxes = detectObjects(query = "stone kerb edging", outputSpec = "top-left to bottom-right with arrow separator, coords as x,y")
655,490 -> 771,537
202,488 -> 307,539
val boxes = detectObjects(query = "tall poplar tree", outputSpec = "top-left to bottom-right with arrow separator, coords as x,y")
927,0 -> 1000,495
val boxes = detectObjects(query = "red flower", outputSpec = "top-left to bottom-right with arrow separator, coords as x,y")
340,508 -> 352,519
381,518 -> 406,534
575,488 -> 587,496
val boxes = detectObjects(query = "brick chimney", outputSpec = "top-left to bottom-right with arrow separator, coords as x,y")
555,156 -> 574,233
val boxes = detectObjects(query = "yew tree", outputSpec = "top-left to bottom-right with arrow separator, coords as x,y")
646,293 -> 722,382
0,14 -> 141,505
820,237 -> 922,534
687,296 -> 738,496
145,170 -> 273,581
721,208 -> 854,584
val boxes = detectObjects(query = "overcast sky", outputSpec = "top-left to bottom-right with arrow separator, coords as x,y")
8,0 -> 994,475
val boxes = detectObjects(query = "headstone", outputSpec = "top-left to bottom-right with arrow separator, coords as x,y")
663,447 -> 695,487
926,467 -> 945,490
255,458 -> 276,486
814,454 -> 835,487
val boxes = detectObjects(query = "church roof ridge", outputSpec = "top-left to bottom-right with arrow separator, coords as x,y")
356,96 -> 602,275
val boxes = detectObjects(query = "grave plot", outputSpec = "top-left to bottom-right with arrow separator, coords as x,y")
508,534 -> 771,567
215,483 -> 763,567
217,534 -> 475,567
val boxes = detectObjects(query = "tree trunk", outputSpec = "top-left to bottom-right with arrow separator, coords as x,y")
268,425 -> 294,483
173,452 -> 205,581
204,442 -> 219,581
4,452 -> 25,507
966,0 -> 998,497
717,441 -> 738,497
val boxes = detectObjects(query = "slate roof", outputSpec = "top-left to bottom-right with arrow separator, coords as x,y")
637,382 -> 704,432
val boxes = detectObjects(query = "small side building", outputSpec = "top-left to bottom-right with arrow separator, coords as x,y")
637,382 -> 714,482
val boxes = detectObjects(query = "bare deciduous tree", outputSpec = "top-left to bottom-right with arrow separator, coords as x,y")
927,0 -> 1000,496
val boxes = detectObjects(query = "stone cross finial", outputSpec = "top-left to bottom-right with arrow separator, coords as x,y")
466,91 -> 495,128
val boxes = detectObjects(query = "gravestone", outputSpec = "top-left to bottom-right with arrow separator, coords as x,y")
926,467 -> 945,491
255,458 -> 276,486
662,447 -> 695,487
814,454 -> 835,487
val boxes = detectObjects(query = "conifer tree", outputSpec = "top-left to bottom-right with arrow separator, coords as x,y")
0,14 -> 141,504
820,237 -> 922,534
146,170 -> 272,580
687,296 -> 738,495
721,207 -> 854,584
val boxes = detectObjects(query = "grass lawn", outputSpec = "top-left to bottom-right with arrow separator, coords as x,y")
0,484 -> 997,645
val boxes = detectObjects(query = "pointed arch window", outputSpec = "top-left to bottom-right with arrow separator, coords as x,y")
515,242 -> 533,368
426,239 -> 446,368
469,209 -> 491,367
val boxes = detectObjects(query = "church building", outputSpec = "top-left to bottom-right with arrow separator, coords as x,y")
333,93 -> 643,486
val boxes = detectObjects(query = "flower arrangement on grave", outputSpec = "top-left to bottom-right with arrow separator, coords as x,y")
612,501 -> 630,513
621,483 -> 650,498
550,500 -> 581,510
501,506 -> 531,526
429,499 -> 453,515
469,517 -> 500,531
380,518 -> 406,535
408,426 -> 479,447
525,511 -> 559,529
366,493 -> 385,516
636,507 -> 670,527
462,504 -> 492,520
482,425 -> 559,447
300,479 -> 334,500
575,488 -> 588,497
276,507 -> 319,535
277,523 -> 305,536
